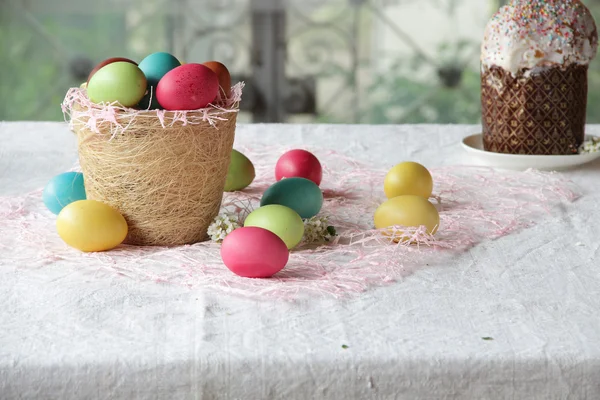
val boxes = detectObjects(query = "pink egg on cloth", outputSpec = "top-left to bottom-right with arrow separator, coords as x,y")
220,227 -> 289,278
156,63 -> 219,110
275,149 -> 323,186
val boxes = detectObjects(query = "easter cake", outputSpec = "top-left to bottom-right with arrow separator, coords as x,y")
481,0 -> 598,155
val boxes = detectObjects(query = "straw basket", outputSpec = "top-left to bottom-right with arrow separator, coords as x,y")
62,84 -> 243,246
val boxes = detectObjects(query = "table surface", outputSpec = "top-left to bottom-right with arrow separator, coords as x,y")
1,121 -> 600,400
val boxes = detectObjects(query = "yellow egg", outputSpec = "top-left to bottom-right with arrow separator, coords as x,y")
56,200 -> 128,252
384,162 -> 433,199
374,195 -> 439,241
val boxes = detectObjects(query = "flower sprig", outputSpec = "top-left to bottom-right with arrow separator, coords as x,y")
208,212 -> 337,244
580,137 -> 600,154
207,213 -> 241,243
302,215 -> 337,244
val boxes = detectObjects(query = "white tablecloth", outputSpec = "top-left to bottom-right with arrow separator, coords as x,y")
1,122 -> 600,400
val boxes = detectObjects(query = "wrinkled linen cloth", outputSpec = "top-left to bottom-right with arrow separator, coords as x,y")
1,121 -> 600,400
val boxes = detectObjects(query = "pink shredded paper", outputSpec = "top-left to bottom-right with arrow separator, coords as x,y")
0,148 -> 580,300
61,82 -> 244,136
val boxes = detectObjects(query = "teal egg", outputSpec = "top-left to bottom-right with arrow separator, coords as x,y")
42,172 -> 87,215
138,52 -> 180,85
137,52 -> 180,110
260,177 -> 323,219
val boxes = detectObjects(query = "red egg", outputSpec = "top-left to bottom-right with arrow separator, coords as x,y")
87,57 -> 137,84
275,149 -> 323,186
156,63 -> 219,110
220,227 -> 289,278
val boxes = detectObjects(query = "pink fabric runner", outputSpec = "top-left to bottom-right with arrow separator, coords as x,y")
0,148 -> 579,300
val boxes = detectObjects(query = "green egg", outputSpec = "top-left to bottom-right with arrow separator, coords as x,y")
87,62 -> 147,107
260,177 -> 323,219
224,149 -> 255,192
244,205 -> 304,249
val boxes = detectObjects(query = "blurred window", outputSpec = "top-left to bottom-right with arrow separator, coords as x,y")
2,0 -> 599,124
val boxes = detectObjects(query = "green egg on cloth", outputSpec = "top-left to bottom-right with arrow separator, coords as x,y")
224,150 -> 255,192
244,205 -> 304,249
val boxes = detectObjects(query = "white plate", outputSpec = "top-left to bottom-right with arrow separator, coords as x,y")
461,133 -> 600,171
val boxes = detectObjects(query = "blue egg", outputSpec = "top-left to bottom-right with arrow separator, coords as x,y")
138,52 -> 181,86
137,52 -> 180,110
42,172 -> 87,215
260,177 -> 323,219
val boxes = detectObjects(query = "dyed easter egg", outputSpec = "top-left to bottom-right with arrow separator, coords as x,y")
224,149 -> 255,192
87,62 -> 147,107
220,227 -> 289,278
374,195 -> 439,241
156,63 -> 219,110
56,200 -> 128,252
42,172 -> 87,215
203,61 -> 231,99
260,177 -> 323,219
137,52 -> 181,109
275,149 -> 322,186
136,86 -> 161,110
87,57 -> 137,84
80,82 -> 87,89
138,52 -> 181,85
244,205 -> 304,249
384,162 -> 433,199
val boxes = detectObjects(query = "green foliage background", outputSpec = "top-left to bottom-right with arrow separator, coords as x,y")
2,0 -> 600,124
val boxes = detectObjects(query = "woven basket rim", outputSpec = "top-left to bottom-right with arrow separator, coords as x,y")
66,81 -> 243,113
63,82 -> 244,135
71,99 -> 241,117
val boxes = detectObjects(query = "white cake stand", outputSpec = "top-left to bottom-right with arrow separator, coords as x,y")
461,133 -> 600,171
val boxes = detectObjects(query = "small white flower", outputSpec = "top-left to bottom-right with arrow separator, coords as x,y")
208,213 -> 241,242
580,137 -> 600,154
303,215 -> 337,244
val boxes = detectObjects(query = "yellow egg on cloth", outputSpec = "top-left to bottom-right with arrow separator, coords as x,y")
384,162 -> 433,199
56,200 -> 128,252
374,195 -> 439,242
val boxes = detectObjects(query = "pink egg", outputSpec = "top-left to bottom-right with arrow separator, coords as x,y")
275,149 -> 323,186
156,63 -> 219,110
220,227 -> 289,278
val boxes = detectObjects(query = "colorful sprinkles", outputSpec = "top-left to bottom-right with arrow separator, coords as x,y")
482,0 -> 598,74
509,0 -> 587,43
